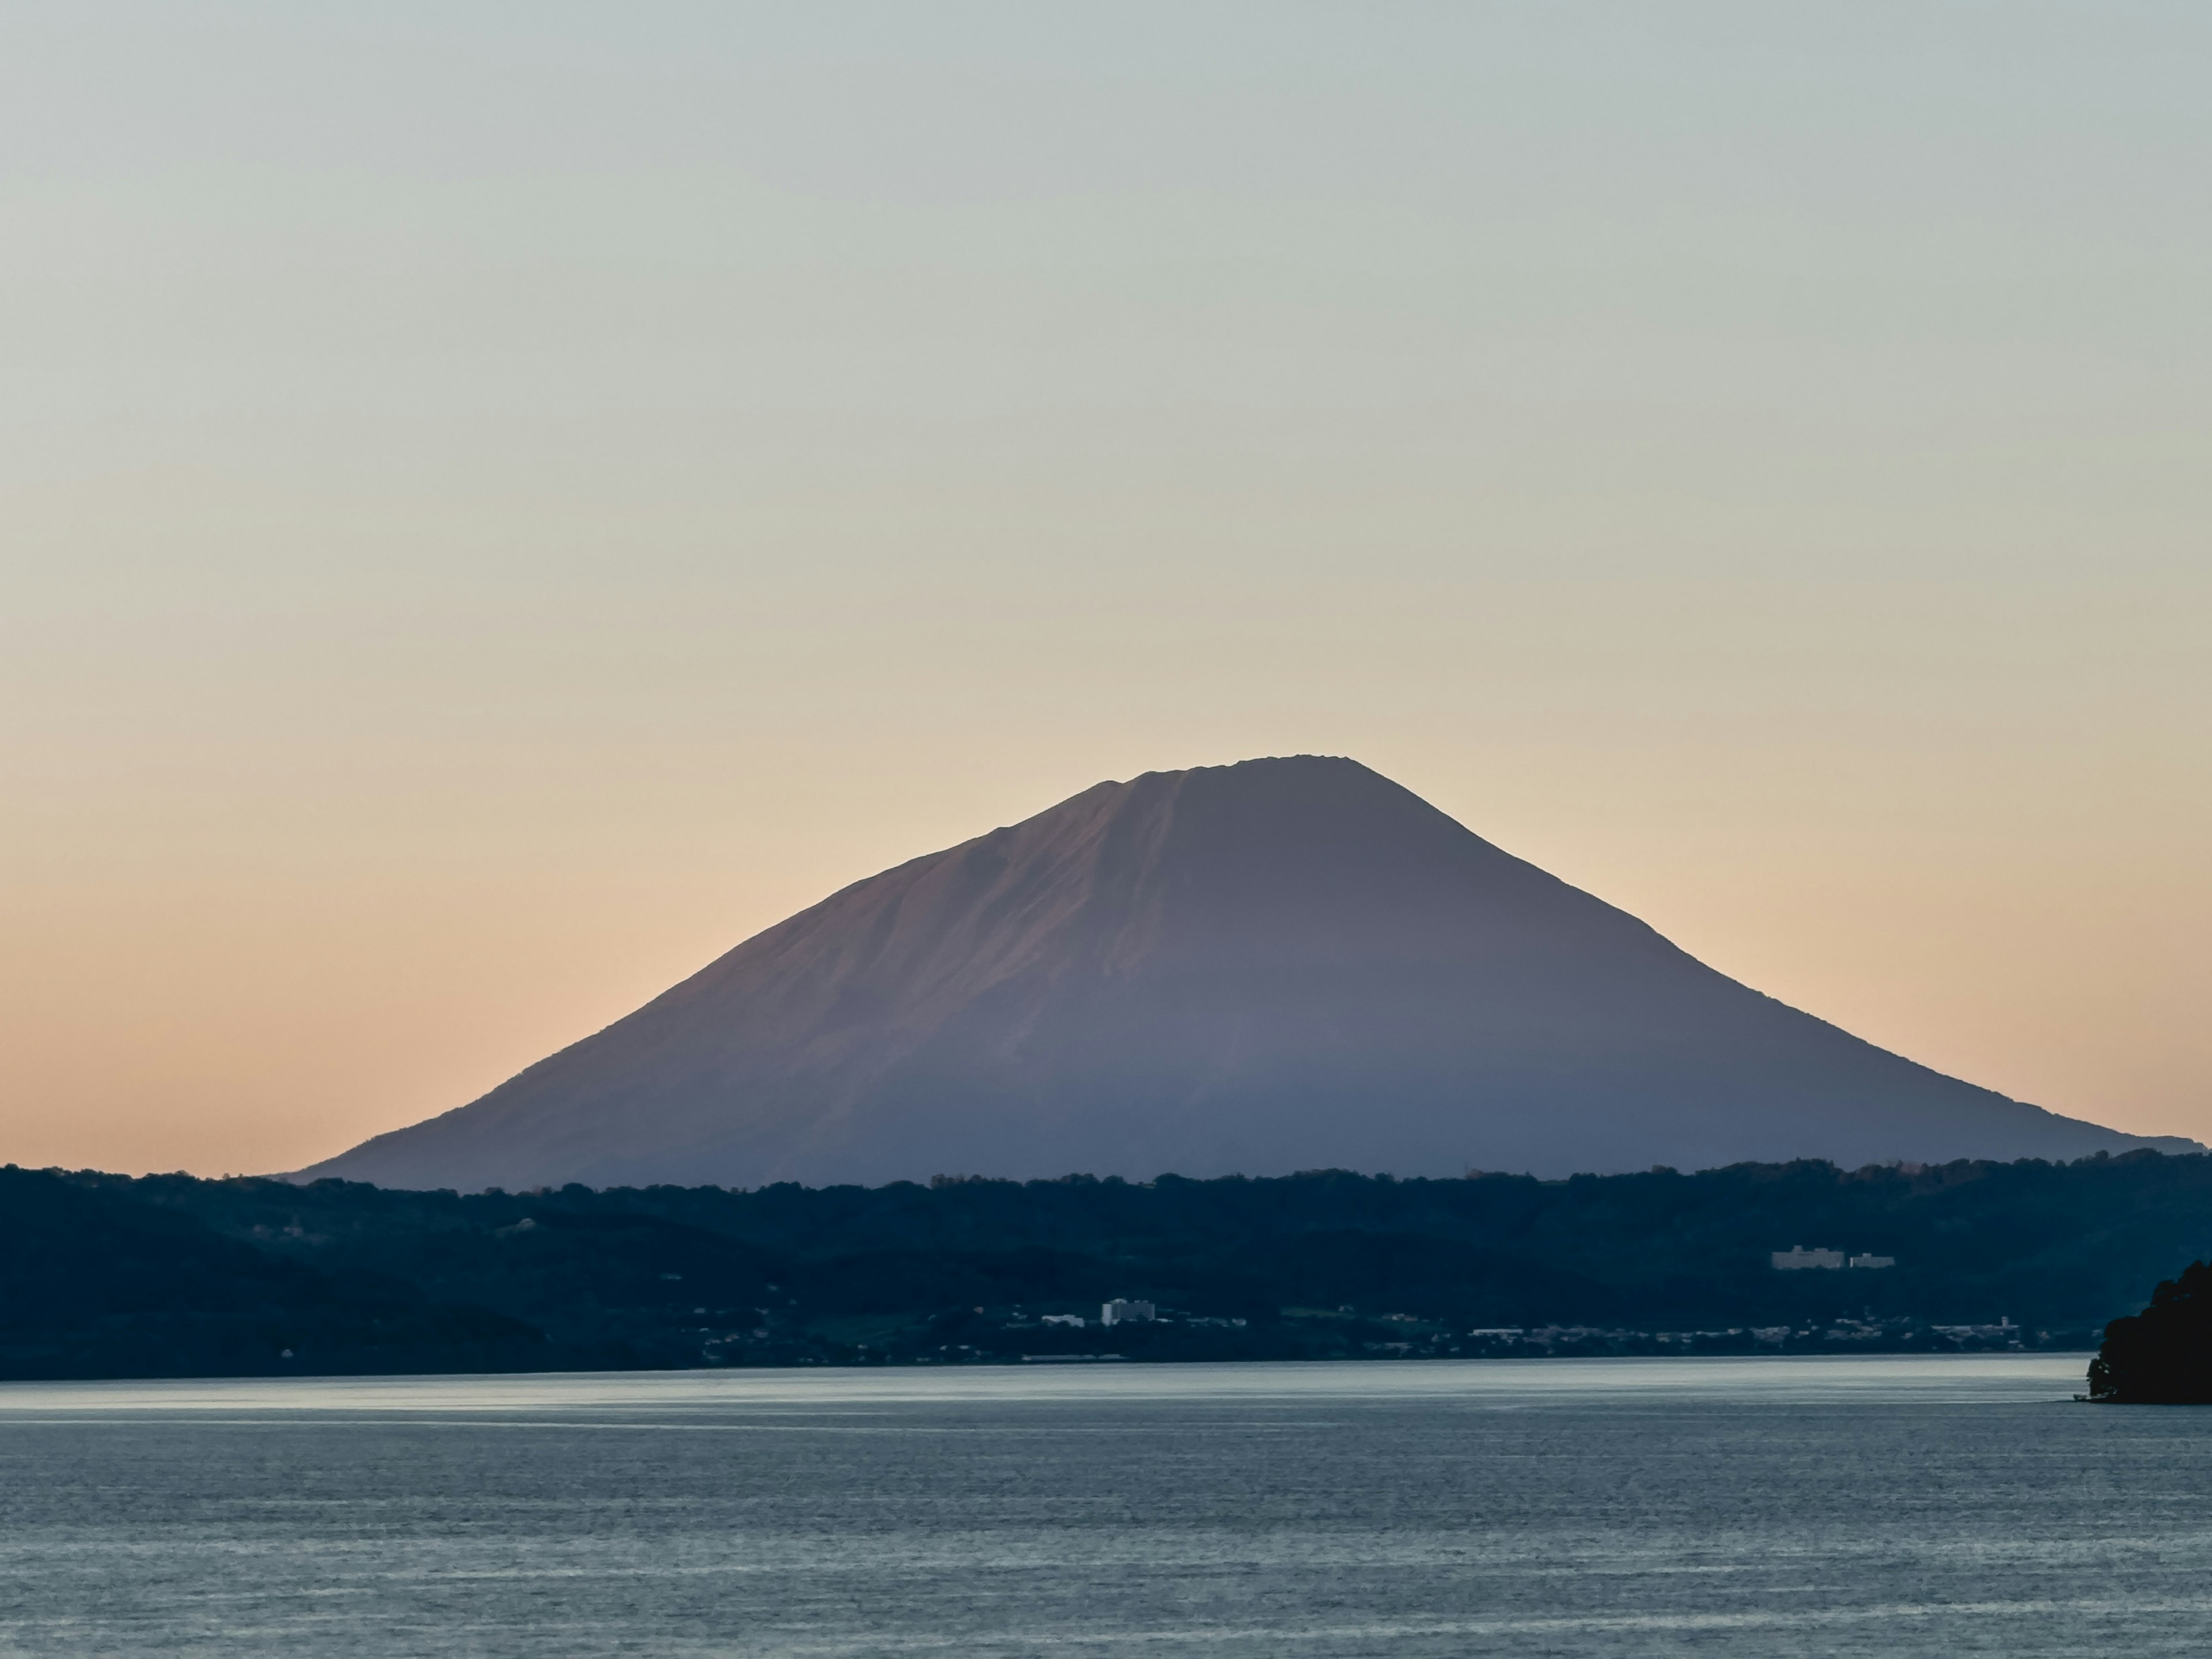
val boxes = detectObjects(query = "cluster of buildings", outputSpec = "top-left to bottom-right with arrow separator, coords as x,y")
1771,1245 -> 1896,1271
1021,1300 -> 1160,1330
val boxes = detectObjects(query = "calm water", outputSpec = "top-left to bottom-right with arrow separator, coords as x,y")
3,1355 -> 2207,1657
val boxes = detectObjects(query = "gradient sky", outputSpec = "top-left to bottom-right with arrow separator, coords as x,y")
4,2 -> 2208,1175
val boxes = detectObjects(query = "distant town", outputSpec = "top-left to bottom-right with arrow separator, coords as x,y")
808,1301 -> 2037,1368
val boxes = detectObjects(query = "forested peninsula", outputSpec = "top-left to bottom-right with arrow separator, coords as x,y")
7,1150 -> 2211,1381
2088,1260 -> 2212,1403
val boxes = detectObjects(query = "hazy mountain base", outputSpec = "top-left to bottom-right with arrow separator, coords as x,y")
16,1150 -> 2210,1379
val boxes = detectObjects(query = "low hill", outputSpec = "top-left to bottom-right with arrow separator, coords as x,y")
25,1149 -> 2212,1376
0,1166 -> 546,1380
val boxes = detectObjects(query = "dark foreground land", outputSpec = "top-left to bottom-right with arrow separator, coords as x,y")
7,1151 -> 2211,1380
2089,1259 -> 2212,1403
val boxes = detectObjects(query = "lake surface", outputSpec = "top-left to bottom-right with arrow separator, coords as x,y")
4,1355 -> 2209,1656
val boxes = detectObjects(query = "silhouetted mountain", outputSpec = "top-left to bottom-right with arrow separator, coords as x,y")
300,756 -> 2190,1190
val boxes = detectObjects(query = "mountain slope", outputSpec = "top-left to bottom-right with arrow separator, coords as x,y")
300,756 -> 2189,1189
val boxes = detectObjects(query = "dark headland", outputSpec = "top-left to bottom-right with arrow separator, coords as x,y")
297,756 -> 2188,1192
2088,1261 -> 2212,1403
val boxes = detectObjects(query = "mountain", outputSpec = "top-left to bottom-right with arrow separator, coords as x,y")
299,756 -> 2192,1190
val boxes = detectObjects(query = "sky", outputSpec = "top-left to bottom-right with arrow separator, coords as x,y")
3,1 -> 2208,1176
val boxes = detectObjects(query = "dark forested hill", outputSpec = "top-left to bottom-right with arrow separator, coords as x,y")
0,1166 -> 547,1379
14,1149 -> 2212,1378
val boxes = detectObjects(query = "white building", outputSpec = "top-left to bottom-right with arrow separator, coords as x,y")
1101,1299 -> 1156,1327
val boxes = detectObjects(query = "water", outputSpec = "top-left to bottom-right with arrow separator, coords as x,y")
3,1355 -> 2207,1656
